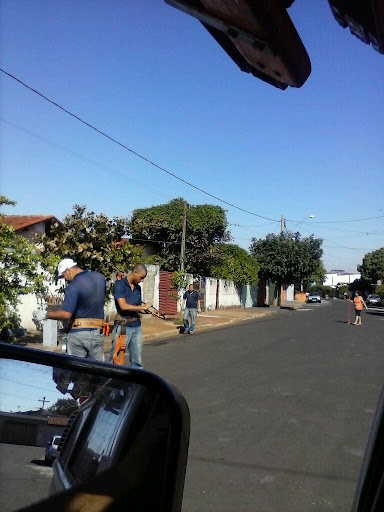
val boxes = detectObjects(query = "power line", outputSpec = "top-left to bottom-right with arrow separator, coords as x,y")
0,391 -> 41,403
0,68 -> 278,222
286,223 -> 377,252
287,215 -> 384,224
0,375 -> 58,394
131,238 -> 181,245
229,221 -> 279,228
290,220 -> 384,236
0,118 -> 172,202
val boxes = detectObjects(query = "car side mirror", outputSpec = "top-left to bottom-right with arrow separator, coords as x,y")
0,343 -> 190,512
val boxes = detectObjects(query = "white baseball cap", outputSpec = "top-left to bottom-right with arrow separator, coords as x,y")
57,258 -> 77,277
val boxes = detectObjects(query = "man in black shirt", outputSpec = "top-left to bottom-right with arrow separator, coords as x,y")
182,283 -> 201,335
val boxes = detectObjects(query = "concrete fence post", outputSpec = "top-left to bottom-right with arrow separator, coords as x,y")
43,319 -> 57,347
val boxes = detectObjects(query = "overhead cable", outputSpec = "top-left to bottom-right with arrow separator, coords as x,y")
0,68 -> 279,222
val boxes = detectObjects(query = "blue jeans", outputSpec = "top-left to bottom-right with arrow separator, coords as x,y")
109,324 -> 142,368
183,308 -> 197,333
125,326 -> 143,369
67,329 -> 104,361
108,322 -> 121,363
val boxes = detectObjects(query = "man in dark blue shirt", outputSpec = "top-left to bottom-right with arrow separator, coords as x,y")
182,283 -> 201,334
112,263 -> 150,369
46,258 -> 106,361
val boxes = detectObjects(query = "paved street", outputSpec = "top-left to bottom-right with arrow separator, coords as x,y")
143,300 -> 384,512
0,444 -> 52,512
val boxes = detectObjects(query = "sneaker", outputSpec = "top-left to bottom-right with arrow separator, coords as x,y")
188,331 -> 193,335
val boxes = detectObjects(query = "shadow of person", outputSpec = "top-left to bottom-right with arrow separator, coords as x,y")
31,459 -> 50,467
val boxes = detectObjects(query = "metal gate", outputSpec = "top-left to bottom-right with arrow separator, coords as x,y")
2,420 -> 37,446
159,271 -> 178,315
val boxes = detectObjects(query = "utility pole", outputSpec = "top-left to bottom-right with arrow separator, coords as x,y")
180,201 -> 187,272
38,397 -> 50,410
280,215 -> 285,233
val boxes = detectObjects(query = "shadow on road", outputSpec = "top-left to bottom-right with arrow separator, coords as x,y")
189,454 -> 356,483
31,458 -> 50,467
366,310 -> 384,316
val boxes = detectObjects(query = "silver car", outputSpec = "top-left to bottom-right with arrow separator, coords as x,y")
45,435 -> 61,464
306,292 -> 321,303
366,294 -> 382,307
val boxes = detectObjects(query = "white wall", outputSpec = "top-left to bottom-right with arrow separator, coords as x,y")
205,278 -> 218,310
241,284 -> 258,308
285,284 -> 295,302
17,221 -> 46,241
17,279 -> 59,331
217,280 -> 242,308
324,272 -> 360,288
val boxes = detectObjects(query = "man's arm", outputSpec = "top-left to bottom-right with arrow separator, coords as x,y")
46,310 -> 73,321
116,298 -> 151,312
47,282 -> 79,321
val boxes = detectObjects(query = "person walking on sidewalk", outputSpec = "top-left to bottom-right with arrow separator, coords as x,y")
349,290 -> 367,325
182,283 -> 201,335
46,259 -> 106,361
113,263 -> 151,369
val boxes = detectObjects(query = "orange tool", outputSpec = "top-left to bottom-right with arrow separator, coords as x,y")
102,322 -> 110,336
112,333 -> 125,365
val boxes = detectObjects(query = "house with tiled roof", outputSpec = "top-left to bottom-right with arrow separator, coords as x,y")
0,215 -> 62,241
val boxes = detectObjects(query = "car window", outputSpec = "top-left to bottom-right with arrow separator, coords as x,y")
67,383 -> 146,483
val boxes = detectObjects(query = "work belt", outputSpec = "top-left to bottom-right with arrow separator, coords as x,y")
114,314 -> 140,335
71,318 -> 105,329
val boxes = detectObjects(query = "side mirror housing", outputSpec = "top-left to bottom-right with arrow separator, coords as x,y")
0,343 -> 190,512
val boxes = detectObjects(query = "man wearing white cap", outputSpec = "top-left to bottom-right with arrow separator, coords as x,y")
46,258 -> 106,361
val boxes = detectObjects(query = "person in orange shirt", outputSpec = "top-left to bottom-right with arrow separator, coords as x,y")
349,290 -> 367,325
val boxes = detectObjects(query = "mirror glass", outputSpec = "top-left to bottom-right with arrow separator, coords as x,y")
0,358 -> 171,512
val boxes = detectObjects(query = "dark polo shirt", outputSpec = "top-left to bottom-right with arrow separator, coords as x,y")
113,277 -> 142,328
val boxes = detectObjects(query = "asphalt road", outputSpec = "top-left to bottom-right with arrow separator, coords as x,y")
0,444 -> 52,512
143,300 -> 384,512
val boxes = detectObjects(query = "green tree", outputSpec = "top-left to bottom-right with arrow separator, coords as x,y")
358,248 -> 384,284
250,232 -> 323,304
209,243 -> 258,284
0,197 -> 45,331
38,205 -> 142,295
130,198 -> 229,275
376,284 -> 384,302
48,398 -> 78,417
303,261 -> 326,290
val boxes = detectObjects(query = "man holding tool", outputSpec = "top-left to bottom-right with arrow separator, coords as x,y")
46,258 -> 106,361
112,263 -> 151,369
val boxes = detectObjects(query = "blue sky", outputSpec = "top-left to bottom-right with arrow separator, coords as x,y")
1,0 -> 383,273
0,359 -> 63,413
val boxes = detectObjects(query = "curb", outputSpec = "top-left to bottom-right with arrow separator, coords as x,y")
141,310 -> 277,345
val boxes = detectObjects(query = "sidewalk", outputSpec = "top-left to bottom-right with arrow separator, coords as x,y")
101,307 -> 277,356
21,302 -> 303,354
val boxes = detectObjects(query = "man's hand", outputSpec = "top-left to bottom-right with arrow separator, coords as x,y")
141,302 -> 152,311
197,308 -> 201,314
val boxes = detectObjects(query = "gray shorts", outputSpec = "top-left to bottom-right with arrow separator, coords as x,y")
67,329 -> 104,361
